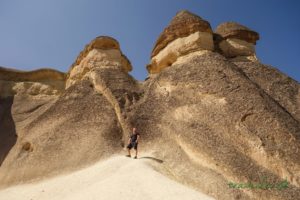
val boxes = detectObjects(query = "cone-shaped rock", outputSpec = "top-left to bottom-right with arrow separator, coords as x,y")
66,36 -> 132,88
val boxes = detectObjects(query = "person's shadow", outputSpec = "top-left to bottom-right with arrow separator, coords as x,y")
139,156 -> 163,163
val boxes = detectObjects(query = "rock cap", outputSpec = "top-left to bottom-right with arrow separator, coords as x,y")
215,22 -> 259,44
151,10 -> 213,58
68,36 -> 132,75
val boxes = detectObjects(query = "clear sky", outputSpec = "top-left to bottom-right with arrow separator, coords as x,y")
0,0 -> 299,81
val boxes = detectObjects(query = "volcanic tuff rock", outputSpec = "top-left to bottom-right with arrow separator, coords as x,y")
1,10 -> 300,200
147,10 -> 214,74
215,22 -> 259,60
66,36 -> 132,88
215,22 -> 259,44
0,67 -> 65,97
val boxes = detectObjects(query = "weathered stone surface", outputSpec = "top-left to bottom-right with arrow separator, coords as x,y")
218,38 -> 256,58
0,66 -> 65,82
151,10 -> 213,58
0,37 -> 141,187
215,22 -> 259,44
232,60 -> 300,122
148,31 -> 214,73
0,67 -> 66,97
215,22 -> 260,59
0,80 -> 123,186
66,36 -> 132,88
148,11 -> 214,74
136,51 -> 300,200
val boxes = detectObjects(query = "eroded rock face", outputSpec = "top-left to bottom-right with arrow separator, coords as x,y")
142,11 -> 300,200
0,9 -> 300,200
148,31 -> 214,73
66,36 -> 132,88
0,67 -> 66,174
215,22 -> 259,44
139,51 -> 300,200
0,36 -> 140,187
0,67 -> 65,97
215,22 -> 259,60
218,38 -> 256,58
147,10 -> 214,74
232,60 -> 300,122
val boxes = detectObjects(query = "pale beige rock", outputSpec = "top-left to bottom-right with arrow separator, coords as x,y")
66,48 -> 131,88
219,38 -> 256,58
0,40 -> 140,189
148,31 -> 214,74
215,22 -> 259,44
215,22 -> 260,60
147,10 -> 214,74
0,67 -> 65,97
66,36 -> 132,88
151,10 -> 213,58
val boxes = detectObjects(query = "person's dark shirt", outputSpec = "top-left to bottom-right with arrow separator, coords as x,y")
130,132 -> 140,143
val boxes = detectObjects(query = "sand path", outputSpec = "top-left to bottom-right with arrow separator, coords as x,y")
0,155 -> 214,200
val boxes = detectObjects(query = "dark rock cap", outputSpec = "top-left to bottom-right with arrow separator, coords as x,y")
151,10 -> 213,58
215,22 -> 259,44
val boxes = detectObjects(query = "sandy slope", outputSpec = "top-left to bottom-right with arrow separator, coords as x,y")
0,155 -> 214,200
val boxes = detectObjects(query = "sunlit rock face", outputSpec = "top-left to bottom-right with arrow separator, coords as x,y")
66,36 -> 132,88
147,10 -> 214,74
215,22 -> 259,61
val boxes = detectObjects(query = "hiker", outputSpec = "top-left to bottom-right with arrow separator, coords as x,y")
126,127 -> 140,159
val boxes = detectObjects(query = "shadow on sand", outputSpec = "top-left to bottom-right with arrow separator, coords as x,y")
139,156 -> 164,163
0,96 -> 17,166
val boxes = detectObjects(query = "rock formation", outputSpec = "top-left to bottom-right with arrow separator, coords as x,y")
215,22 -> 259,61
0,66 -> 65,97
66,36 -> 132,88
0,10 -> 300,200
147,10 -> 214,74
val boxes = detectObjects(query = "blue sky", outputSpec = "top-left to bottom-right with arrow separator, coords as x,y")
0,0 -> 299,81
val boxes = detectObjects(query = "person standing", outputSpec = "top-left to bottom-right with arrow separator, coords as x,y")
126,127 -> 140,159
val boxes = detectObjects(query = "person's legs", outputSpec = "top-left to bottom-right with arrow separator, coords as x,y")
126,143 -> 133,157
134,143 -> 138,158
134,148 -> 138,158
127,148 -> 131,157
